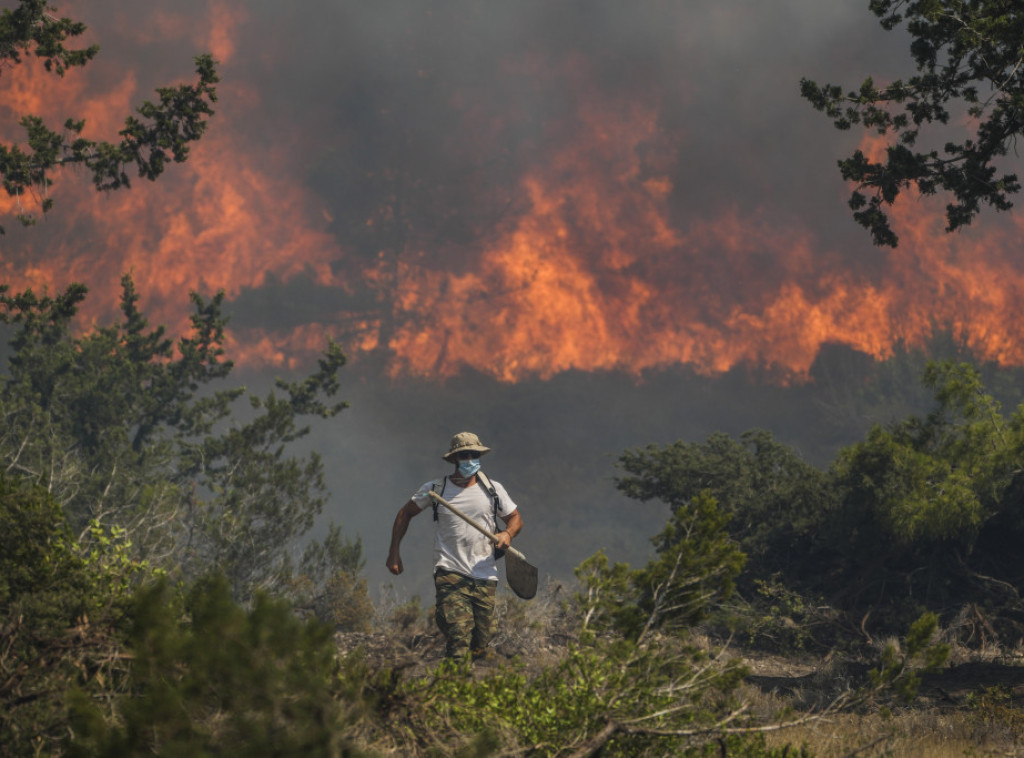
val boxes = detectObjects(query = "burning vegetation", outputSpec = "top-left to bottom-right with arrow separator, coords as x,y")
3,2 -> 1024,384
6,2 -> 1024,756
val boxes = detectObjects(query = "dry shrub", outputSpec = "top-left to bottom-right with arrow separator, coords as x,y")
490,579 -> 572,665
315,570 -> 374,632
939,603 -> 1024,665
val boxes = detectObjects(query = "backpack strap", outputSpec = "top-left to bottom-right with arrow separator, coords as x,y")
475,470 -> 505,559
475,469 -> 500,520
430,477 -> 446,522
431,472 -> 500,521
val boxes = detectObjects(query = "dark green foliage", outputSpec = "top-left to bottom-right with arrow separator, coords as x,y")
801,0 -> 1024,246
613,434 -> 847,650
0,0 -> 98,76
0,275 -> 354,603
0,2 -> 218,232
0,474 -> 87,615
0,276 -> 375,750
574,491 -> 745,644
178,339 -> 350,598
0,276 -> 230,545
0,477 -> 131,757
614,362 -> 1024,637
617,431 -> 831,585
867,611 -> 950,704
833,423 -> 982,548
0,470 -> 370,757
633,491 -> 747,636
67,576 -> 367,757
825,360 -> 1024,626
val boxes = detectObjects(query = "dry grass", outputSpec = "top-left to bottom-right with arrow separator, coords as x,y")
740,642 -> 1024,757
356,589 -> 1024,756
758,708 -> 1023,757
721,603 -> 1024,757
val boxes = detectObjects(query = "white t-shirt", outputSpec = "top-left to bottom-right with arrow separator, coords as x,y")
411,475 -> 518,581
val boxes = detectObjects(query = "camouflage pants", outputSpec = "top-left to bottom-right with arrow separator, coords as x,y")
434,569 -> 497,659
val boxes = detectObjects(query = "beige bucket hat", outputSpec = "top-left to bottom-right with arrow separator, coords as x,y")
443,431 -> 491,462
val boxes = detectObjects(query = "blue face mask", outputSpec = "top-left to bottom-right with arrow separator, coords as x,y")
457,458 -> 481,477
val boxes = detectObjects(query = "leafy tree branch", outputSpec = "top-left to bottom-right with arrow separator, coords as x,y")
801,0 -> 1024,246
0,2 -> 218,232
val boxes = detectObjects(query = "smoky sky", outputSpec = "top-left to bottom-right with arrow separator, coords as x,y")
267,1 -> 893,246
5,1 -> 1024,597
3,0 -> 953,339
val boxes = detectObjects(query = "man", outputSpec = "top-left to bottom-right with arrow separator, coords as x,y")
386,431 -> 523,661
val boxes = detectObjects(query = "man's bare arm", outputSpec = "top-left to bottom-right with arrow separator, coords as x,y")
386,500 -> 421,575
495,509 -> 522,550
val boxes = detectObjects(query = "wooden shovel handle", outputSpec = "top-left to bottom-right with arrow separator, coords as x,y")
427,490 -> 527,561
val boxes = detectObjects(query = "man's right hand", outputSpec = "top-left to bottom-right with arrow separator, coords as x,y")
386,553 -> 403,575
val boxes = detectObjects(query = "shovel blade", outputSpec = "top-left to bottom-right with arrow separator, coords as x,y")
505,550 -> 538,600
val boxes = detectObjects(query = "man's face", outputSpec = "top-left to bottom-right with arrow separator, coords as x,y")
455,450 -> 481,463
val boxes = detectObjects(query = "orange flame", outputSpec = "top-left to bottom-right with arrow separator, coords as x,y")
3,8 -> 1024,383
0,2 -> 343,368
384,124 -> 1024,382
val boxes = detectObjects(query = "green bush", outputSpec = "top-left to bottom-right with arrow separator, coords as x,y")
0,477 -> 134,756
67,575 -> 366,757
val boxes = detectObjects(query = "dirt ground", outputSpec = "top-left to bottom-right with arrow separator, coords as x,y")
746,656 -> 1024,705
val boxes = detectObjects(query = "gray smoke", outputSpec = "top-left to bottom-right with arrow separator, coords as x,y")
8,2 -> 1015,601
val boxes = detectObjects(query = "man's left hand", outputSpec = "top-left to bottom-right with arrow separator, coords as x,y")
494,530 -> 512,550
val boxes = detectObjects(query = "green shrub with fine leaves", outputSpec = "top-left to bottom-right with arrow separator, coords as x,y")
0,476 -> 145,757
67,575 -> 367,757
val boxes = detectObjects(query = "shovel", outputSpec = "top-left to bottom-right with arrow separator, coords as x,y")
428,490 -> 538,600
